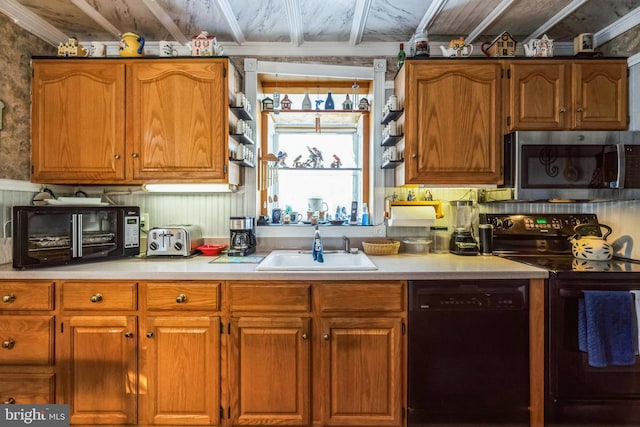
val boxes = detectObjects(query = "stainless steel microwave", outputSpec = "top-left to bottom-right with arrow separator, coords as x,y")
12,205 -> 140,269
500,131 -> 640,202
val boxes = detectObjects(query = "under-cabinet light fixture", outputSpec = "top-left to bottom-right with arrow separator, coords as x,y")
143,183 -> 237,193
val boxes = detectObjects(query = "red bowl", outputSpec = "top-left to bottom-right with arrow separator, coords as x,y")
197,244 -> 227,256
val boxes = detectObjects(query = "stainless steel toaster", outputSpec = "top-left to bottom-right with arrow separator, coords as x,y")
146,225 -> 203,256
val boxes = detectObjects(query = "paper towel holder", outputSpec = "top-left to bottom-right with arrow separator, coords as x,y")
384,200 -> 444,220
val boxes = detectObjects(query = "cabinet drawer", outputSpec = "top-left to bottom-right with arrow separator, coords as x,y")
0,373 -> 54,404
62,282 -> 137,310
145,282 -> 220,310
316,282 -> 404,312
0,281 -> 54,311
229,282 -> 311,312
0,316 -> 54,365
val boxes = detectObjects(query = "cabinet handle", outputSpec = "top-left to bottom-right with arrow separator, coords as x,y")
90,293 -> 103,303
124,332 -> 134,338
302,333 -> 308,340
2,338 -> 15,349
576,106 -> 584,112
3,397 -> 16,404
559,107 -> 567,113
2,294 -> 15,303
146,332 -> 154,338
411,154 -> 417,159
176,294 -> 188,303
132,153 -> 139,158
114,154 -> 121,160
323,333 -> 329,341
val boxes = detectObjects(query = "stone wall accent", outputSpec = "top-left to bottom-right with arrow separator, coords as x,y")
0,12 -> 52,181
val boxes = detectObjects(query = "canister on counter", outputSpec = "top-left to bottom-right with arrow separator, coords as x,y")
479,224 -> 493,255
430,226 -> 449,253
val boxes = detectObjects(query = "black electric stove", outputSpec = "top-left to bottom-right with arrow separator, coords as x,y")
482,213 -> 640,275
482,213 -> 640,426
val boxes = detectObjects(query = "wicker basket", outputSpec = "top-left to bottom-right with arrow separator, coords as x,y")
361,240 -> 400,255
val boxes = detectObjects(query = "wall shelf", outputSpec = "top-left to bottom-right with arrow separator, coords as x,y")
381,109 -> 403,125
381,134 -> 404,147
229,158 -> 255,168
381,160 -> 403,169
230,106 -> 254,121
230,133 -> 255,145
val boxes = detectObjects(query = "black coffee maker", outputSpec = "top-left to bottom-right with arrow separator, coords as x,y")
228,216 -> 256,256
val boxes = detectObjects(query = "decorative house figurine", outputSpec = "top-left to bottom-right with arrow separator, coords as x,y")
342,94 -> 353,110
358,97 -> 370,111
191,31 -> 222,56
481,31 -> 517,57
58,37 -> 88,57
280,94 -> 292,110
261,97 -> 274,111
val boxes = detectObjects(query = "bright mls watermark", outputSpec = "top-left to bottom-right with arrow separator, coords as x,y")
2,405 -> 69,427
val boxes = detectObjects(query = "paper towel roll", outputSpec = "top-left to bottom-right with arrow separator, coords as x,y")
388,205 -> 436,227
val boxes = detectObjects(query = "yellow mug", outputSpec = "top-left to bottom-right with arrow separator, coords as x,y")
119,32 -> 145,57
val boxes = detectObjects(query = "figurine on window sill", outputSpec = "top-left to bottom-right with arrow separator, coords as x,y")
331,154 -> 342,168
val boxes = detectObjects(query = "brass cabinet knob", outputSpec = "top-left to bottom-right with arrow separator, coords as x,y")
576,106 -> 584,112
412,154 -> 417,159
90,293 -> 103,303
132,153 -> 139,158
176,294 -> 188,303
114,154 -> 121,160
3,397 -> 16,404
2,338 -> 15,349
302,333 -> 308,340
323,333 -> 330,340
124,332 -> 134,338
559,107 -> 567,113
2,294 -> 15,303
146,332 -> 154,338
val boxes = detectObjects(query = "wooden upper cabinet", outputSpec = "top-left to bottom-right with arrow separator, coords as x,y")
507,59 -> 628,131
31,61 -> 126,183
403,60 -> 503,185
572,60 -> 628,129
127,60 -> 228,182
31,59 -> 231,185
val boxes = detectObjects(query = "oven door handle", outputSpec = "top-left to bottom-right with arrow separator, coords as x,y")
613,144 -> 626,189
559,289 -> 583,299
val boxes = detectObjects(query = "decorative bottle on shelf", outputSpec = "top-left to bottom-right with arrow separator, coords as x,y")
302,93 -> 312,110
325,92 -> 335,110
397,43 -> 406,69
412,29 -> 430,57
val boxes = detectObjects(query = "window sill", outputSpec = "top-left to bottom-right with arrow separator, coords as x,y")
256,223 -> 386,239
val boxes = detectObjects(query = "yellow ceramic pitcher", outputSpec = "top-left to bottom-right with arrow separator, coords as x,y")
119,32 -> 145,57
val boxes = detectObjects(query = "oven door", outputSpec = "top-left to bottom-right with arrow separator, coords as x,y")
548,278 -> 640,425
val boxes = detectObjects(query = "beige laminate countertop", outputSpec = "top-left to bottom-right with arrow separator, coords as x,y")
0,252 -> 548,281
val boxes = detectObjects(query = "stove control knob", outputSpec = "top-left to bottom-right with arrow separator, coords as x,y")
149,241 -> 159,251
502,218 -> 514,229
174,242 -> 183,251
490,217 -> 503,228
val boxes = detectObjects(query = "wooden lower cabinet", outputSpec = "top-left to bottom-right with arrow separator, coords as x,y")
227,280 -> 406,427
141,315 -> 220,426
318,317 -> 403,426
229,316 -> 311,426
58,315 -> 138,425
0,280 -> 56,405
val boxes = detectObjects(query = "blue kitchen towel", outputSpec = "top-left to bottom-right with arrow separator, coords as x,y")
579,290 -> 636,368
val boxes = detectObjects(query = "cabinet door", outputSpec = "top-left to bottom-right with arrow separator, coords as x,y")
508,62 -> 570,130
58,315 -> 137,425
319,317 -> 402,426
404,61 -> 503,185
127,60 -> 228,182
229,316 -> 310,426
572,61 -> 628,130
142,316 -> 220,426
31,61 -> 126,183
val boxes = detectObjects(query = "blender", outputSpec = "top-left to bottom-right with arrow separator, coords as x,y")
449,200 -> 479,255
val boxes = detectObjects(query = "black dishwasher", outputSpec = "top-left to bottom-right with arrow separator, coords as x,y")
408,280 -> 530,426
